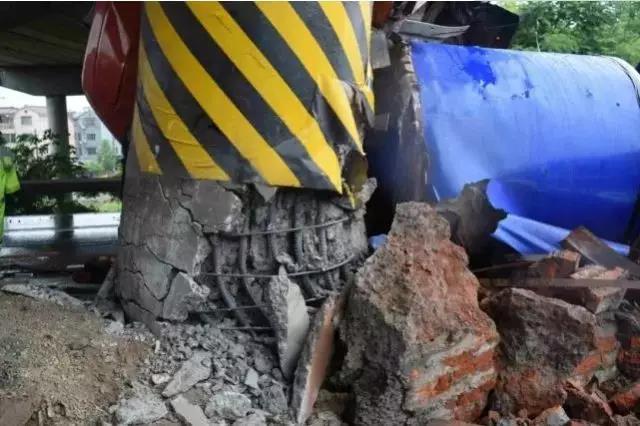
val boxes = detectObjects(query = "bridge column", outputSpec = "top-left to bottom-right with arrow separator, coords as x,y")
46,95 -> 69,154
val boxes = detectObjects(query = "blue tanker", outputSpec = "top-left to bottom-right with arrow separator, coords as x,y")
409,42 -> 640,254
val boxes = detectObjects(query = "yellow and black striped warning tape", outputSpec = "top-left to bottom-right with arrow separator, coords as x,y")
131,1 -> 373,192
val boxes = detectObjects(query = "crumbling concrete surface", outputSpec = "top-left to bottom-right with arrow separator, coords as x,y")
482,288 -> 619,416
340,202 -> 499,424
117,173 -> 370,331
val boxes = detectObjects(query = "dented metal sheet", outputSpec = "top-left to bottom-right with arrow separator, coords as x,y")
131,2 -> 374,192
409,43 -> 640,253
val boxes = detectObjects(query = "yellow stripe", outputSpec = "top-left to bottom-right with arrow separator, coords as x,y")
358,1 -> 375,108
131,104 -> 161,175
319,2 -> 374,110
319,2 -> 365,85
145,2 -> 300,187
189,2 -> 341,191
139,45 -> 228,181
359,1 -> 372,52
257,2 -> 363,153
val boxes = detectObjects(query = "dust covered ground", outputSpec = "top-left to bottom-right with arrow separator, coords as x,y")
0,293 -> 151,425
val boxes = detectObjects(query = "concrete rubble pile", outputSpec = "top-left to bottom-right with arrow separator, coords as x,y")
82,180 -> 640,425
109,322 -> 293,425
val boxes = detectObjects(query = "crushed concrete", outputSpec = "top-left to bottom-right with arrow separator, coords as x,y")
340,202 -> 499,424
162,273 -> 210,321
170,395 -> 209,426
107,320 -> 293,425
114,383 -> 168,425
1,282 -> 85,308
162,351 -> 211,397
204,391 -> 252,419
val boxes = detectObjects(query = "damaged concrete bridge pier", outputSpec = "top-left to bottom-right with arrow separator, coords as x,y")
111,2 -> 375,423
115,2 -> 374,327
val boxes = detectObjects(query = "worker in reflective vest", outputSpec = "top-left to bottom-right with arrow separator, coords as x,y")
0,146 -> 19,241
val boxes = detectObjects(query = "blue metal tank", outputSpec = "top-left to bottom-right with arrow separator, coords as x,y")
410,42 -> 640,254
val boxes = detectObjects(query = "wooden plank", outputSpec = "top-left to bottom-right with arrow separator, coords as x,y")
562,227 -> 640,277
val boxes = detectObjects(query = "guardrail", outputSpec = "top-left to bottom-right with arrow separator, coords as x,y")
20,177 -> 121,195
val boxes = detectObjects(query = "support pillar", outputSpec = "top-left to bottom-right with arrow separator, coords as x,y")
46,95 -> 69,154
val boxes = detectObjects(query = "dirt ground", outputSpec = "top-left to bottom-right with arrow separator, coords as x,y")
0,293 -> 151,425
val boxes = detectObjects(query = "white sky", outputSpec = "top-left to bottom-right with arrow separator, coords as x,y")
0,86 -> 90,113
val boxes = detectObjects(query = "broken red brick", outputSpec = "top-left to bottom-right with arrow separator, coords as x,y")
616,304 -> 640,380
530,250 -> 582,279
341,203 -> 498,424
564,380 -> 614,426
482,288 -> 618,416
610,382 -> 640,415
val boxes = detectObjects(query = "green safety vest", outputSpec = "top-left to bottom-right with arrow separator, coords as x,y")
0,148 -> 19,240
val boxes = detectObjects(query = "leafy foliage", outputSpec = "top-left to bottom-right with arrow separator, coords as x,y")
0,130 -> 92,214
84,140 -> 122,177
510,1 -> 640,66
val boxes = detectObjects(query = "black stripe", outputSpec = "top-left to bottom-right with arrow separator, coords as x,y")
141,11 -> 260,183
343,2 -> 368,72
291,2 -> 355,84
221,2 -> 356,150
159,2 -> 334,190
136,87 -> 190,179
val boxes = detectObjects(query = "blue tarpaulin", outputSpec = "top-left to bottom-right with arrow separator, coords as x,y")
410,42 -> 640,254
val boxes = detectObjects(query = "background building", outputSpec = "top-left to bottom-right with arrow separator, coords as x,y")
71,108 -> 122,163
0,105 -> 77,154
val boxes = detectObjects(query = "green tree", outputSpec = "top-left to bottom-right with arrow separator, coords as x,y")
0,130 -> 91,214
509,1 -> 640,66
97,139 -> 118,174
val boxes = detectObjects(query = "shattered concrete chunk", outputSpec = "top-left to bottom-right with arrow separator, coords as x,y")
261,384 -> 288,415
244,368 -> 259,390
114,384 -> 168,425
291,295 -> 342,425
232,412 -> 267,426
341,203 -> 499,424
151,374 -> 171,386
170,395 -> 209,426
482,288 -> 618,416
307,411 -> 347,426
533,406 -> 570,426
265,267 -> 310,379
163,351 -> 211,398
435,180 -> 506,255
204,391 -> 251,419
252,349 -> 274,374
1,283 -> 84,308
162,273 -> 210,321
